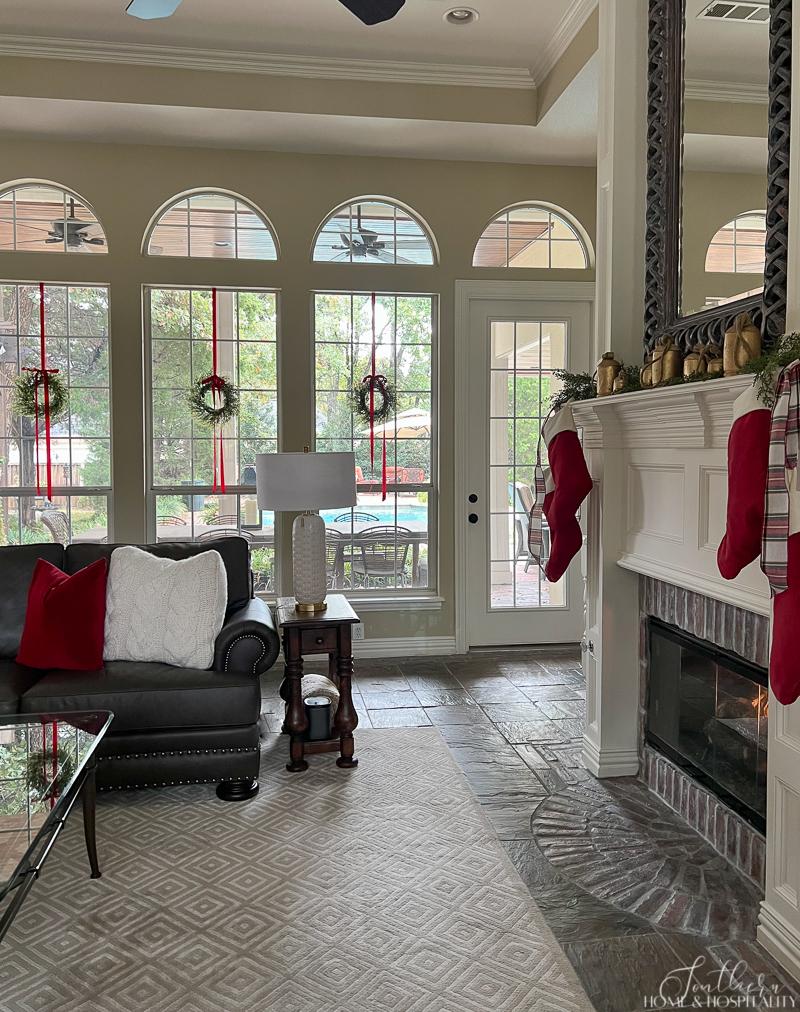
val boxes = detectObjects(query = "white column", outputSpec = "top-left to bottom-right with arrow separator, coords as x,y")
757,7 -> 800,980
582,0 -> 648,777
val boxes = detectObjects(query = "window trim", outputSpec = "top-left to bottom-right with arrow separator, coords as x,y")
142,283 -> 281,548
310,196 -> 439,266
0,278 -> 113,543
0,179 -> 109,255
141,188 -> 280,261
311,287 -> 439,601
472,201 -> 594,270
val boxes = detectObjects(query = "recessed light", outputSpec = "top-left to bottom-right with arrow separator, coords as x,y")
444,7 -> 479,25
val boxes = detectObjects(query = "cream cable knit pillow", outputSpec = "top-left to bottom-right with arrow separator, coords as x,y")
104,547 -> 228,670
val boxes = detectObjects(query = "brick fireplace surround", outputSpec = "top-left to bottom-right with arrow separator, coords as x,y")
639,576 -> 768,889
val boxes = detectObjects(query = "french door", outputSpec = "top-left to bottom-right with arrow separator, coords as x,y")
460,294 -> 592,647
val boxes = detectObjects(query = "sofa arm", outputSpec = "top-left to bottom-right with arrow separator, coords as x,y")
213,598 -> 280,676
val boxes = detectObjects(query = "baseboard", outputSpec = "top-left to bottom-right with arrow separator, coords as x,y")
582,737 -> 640,778
352,636 -> 457,659
758,902 -> 800,983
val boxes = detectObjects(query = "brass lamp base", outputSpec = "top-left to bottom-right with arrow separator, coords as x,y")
295,601 -> 328,614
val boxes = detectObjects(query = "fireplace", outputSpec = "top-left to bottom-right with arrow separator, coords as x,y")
646,617 -> 768,834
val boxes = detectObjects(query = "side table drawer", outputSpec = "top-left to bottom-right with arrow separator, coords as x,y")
300,628 -> 338,654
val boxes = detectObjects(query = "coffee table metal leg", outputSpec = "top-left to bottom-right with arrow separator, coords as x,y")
82,765 -> 102,879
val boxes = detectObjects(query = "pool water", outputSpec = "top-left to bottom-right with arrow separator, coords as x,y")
320,505 -> 427,524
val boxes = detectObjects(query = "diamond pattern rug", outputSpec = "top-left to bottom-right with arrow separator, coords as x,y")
1,728 -> 593,1012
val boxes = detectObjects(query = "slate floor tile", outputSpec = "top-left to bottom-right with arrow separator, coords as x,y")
367,707 -> 431,728
480,702 -> 544,723
464,683 -> 531,704
479,801 -> 539,840
360,689 -> 420,709
534,881 -> 657,943
502,839 -> 565,889
413,686 -> 476,706
354,673 -> 411,693
424,705 -> 491,725
550,717 -> 586,739
495,719 -> 567,744
535,698 -> 586,720
518,684 -> 582,702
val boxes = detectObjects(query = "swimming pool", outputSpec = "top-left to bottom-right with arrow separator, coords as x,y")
321,505 -> 427,524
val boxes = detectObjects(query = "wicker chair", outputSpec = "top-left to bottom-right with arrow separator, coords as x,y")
326,530 -> 347,589
40,510 -> 69,545
207,514 -> 241,526
197,528 -> 252,544
352,526 -> 412,588
157,515 -> 187,526
333,511 -> 379,523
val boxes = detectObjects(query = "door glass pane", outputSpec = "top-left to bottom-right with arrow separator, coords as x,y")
488,319 -> 568,610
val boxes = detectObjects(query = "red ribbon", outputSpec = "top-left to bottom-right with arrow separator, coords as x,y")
206,287 -> 226,494
366,293 -> 388,502
25,284 -> 57,501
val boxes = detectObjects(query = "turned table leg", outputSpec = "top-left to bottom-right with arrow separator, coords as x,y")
334,627 -> 358,769
82,764 -> 102,879
284,630 -> 308,772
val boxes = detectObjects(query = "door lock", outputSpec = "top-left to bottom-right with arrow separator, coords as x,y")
468,493 -> 478,503
468,513 -> 479,524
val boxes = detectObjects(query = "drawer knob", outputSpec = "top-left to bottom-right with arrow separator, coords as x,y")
315,636 -> 324,644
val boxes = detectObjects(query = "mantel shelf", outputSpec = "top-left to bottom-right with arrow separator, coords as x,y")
571,374 -> 753,450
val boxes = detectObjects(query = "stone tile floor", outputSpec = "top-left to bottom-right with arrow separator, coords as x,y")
260,647 -> 800,1012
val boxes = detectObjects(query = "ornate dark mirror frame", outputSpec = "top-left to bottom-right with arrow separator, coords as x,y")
644,0 -> 791,355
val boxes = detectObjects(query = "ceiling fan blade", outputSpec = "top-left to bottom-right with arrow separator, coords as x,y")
337,0 -> 405,25
126,0 -> 184,19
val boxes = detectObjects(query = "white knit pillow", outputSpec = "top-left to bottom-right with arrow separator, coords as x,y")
104,547 -> 228,670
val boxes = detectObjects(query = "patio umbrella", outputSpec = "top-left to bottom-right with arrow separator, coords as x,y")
370,408 -> 431,438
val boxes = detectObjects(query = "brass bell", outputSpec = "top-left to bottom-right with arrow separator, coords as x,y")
596,351 -> 622,397
723,313 -> 761,376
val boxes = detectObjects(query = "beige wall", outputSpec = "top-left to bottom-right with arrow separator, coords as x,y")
682,170 -> 766,317
0,137 -> 596,642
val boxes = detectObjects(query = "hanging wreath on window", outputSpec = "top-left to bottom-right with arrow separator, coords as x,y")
187,374 -> 239,427
350,374 -> 396,425
12,369 -> 69,421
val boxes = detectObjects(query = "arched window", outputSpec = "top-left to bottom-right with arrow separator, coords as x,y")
473,203 -> 590,269
705,211 -> 766,273
0,181 -> 107,254
145,190 -> 278,260
312,197 -> 436,265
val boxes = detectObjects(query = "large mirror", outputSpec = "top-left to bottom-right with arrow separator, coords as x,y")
681,1 -> 769,318
644,0 -> 789,355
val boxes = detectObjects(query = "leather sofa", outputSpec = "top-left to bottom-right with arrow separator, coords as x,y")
0,538 -> 280,800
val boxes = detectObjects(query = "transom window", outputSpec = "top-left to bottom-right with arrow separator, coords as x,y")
473,204 -> 589,269
314,292 -> 435,593
0,282 -> 111,544
705,211 -> 766,273
145,286 -> 278,592
145,191 -> 278,260
313,198 -> 436,265
0,182 -> 107,255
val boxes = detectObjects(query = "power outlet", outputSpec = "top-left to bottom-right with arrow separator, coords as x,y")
352,622 -> 365,641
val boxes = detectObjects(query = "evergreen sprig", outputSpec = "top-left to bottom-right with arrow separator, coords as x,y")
742,332 -> 800,407
551,370 -> 596,412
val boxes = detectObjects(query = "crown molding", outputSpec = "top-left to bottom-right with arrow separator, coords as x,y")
529,0 -> 598,85
685,77 -> 768,103
0,33 -> 536,90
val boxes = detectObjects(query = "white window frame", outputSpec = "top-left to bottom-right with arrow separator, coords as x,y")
312,289 -> 440,605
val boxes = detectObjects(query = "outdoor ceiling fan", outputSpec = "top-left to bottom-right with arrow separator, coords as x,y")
16,198 -> 105,251
125,0 -> 406,25
331,208 -> 427,263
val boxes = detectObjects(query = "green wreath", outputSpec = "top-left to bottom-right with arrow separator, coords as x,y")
187,374 -> 239,427
350,375 -> 396,424
12,370 -> 68,421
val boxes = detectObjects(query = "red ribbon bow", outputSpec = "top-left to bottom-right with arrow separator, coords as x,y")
27,284 -> 58,501
208,288 -> 226,493
367,294 -> 387,501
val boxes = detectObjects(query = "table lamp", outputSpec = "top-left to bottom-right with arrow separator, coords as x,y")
255,450 -> 356,612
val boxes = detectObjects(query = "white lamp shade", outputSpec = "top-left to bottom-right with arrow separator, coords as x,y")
255,452 -> 357,511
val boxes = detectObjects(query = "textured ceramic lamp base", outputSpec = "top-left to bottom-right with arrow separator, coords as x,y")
292,511 -> 327,613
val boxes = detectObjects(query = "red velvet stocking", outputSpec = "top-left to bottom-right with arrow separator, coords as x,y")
542,423 -> 593,584
717,384 -> 771,580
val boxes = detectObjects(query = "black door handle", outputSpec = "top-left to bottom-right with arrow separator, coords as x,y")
468,513 -> 479,524
468,493 -> 478,503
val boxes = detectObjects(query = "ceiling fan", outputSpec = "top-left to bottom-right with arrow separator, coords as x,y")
331,208 -> 427,263
14,198 -> 105,251
125,0 -> 406,25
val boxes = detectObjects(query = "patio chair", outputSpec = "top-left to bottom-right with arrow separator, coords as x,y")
325,530 -> 347,589
514,481 -> 551,572
157,515 -> 187,526
40,510 -> 69,545
333,511 -> 379,523
198,528 -> 252,544
352,525 -> 412,588
208,514 -> 240,526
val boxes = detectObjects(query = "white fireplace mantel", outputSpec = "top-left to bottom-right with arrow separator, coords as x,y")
572,374 -> 770,617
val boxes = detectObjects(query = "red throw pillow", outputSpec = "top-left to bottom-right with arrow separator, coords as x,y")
16,558 -> 108,671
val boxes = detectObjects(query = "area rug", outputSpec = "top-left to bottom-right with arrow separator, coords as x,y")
1,728 -> 593,1012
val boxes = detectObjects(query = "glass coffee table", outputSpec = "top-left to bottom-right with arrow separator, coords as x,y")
0,711 -> 112,942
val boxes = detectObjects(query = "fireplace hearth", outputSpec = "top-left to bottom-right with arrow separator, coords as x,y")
646,617 -> 767,834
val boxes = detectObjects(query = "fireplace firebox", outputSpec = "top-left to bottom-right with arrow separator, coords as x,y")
646,618 -> 768,833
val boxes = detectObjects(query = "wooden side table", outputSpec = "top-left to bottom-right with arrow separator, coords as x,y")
276,595 -> 360,773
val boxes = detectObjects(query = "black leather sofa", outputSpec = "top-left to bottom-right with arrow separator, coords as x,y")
0,538 -> 280,800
